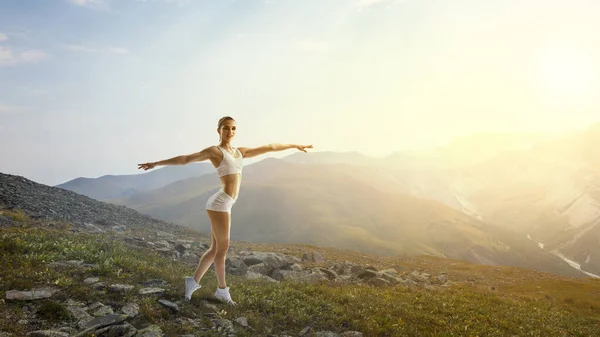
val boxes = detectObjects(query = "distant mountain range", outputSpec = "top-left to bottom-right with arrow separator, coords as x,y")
55,162 -> 213,200
54,123 -> 600,278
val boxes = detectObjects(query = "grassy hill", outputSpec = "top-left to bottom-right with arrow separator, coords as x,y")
1,212 -> 599,336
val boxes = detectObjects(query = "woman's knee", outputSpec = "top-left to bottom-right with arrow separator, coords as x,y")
203,247 -> 217,258
215,242 -> 230,258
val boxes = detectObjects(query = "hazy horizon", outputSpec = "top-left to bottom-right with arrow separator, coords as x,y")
2,0 -> 599,185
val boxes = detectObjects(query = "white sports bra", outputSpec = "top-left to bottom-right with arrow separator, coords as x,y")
216,146 -> 243,177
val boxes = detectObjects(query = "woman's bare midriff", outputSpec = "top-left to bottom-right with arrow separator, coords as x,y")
219,173 -> 242,200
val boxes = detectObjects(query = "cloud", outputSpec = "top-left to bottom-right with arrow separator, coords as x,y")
107,47 -> 130,55
0,33 -> 7,42
164,0 -> 192,5
0,104 -> 33,115
294,39 -> 330,53
0,46 -> 49,66
66,0 -> 106,6
62,44 -> 130,55
20,50 -> 49,63
64,44 -> 97,53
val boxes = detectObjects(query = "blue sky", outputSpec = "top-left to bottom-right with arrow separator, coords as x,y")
1,0 -> 599,186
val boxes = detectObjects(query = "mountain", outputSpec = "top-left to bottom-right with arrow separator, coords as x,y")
0,172 -> 192,235
279,127 -> 600,277
282,150 -> 375,166
55,162 -> 213,201
108,158 -> 585,278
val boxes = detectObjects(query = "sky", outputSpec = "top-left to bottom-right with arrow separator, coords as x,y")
1,0 -> 600,186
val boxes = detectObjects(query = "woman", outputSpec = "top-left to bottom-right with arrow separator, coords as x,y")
137,116 -> 312,305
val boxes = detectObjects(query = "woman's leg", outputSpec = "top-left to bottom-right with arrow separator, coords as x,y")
206,209 -> 231,288
192,229 -> 218,283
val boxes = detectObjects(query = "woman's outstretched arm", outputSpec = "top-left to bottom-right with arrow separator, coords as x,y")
138,146 -> 216,171
238,144 -> 313,159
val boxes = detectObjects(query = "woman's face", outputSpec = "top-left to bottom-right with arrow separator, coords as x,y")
218,119 -> 237,142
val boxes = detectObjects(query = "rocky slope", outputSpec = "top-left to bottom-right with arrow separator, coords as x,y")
1,172 -> 192,236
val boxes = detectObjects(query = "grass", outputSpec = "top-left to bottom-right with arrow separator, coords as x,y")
1,226 -> 599,336
0,209 -> 30,224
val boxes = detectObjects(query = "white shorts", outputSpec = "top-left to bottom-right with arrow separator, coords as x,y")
206,189 -> 236,213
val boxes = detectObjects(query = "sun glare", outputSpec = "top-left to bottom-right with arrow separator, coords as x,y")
538,44 -> 596,96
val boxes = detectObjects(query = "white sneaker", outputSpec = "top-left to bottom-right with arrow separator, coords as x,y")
214,286 -> 237,305
184,276 -> 201,301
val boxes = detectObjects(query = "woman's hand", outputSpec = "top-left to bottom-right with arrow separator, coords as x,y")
138,162 -> 157,171
295,145 -> 313,152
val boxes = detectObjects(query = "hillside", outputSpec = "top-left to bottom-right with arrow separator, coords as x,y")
2,171 -> 600,336
1,211 -> 599,337
0,172 -> 192,236
281,127 -> 600,277
55,163 -> 213,201
108,159 -> 584,278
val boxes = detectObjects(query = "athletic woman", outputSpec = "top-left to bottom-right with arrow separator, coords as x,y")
138,116 -> 312,304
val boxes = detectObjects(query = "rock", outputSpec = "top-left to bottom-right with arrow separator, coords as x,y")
84,277 -> 100,284
91,282 -> 108,290
67,305 -> 94,328
108,284 -> 134,293
270,269 -> 303,282
92,304 -> 114,317
138,288 -> 165,295
225,257 -> 249,276
243,252 -> 291,269
5,287 -> 58,301
156,230 -> 174,238
356,270 -> 378,279
319,268 -> 338,280
158,299 -> 179,312
179,252 -> 199,265
403,279 -> 418,287
154,240 -> 171,248
314,332 -> 339,337
80,314 -> 128,331
174,243 -> 188,254
143,279 -> 168,287
248,263 -> 270,275
26,330 -> 69,337
135,325 -> 163,337
379,268 -> 397,276
367,277 -> 391,287
91,322 -> 137,337
213,319 -> 235,333
299,326 -> 312,336
436,274 -> 449,284
311,251 -> 325,262
120,303 -> 139,317
234,317 -> 250,328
